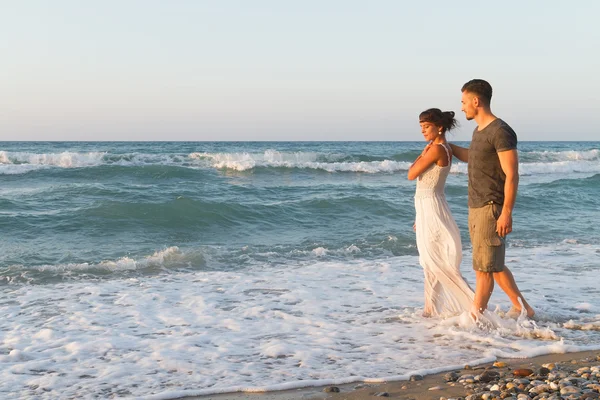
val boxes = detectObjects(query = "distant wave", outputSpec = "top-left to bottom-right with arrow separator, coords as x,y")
0,150 -> 106,167
189,151 -> 412,173
521,149 -> 600,162
1,149 -> 598,176
0,150 -> 189,175
519,160 -> 600,176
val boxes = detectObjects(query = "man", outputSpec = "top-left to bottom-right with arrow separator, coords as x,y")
449,79 -> 535,319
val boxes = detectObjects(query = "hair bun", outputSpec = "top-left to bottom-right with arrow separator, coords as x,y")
445,111 -> 455,118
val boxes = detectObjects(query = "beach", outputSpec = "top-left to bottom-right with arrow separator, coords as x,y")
186,350 -> 600,400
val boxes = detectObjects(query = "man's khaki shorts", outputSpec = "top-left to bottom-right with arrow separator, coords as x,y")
468,203 -> 505,272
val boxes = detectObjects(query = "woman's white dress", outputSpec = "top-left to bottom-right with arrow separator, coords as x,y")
414,145 -> 474,317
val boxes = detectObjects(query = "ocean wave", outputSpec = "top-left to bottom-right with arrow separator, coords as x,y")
519,160 -> 600,176
0,150 -> 106,168
2,148 -> 599,176
447,159 -> 600,177
0,247 -> 206,285
35,246 -> 191,272
190,149 -> 600,176
189,151 -> 412,173
521,149 -> 600,162
0,150 -> 189,167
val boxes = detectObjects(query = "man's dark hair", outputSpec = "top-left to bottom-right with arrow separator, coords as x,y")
461,79 -> 493,106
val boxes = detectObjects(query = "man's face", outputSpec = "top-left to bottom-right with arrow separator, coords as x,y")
461,91 -> 476,121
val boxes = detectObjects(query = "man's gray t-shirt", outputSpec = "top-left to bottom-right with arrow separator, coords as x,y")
468,119 -> 517,208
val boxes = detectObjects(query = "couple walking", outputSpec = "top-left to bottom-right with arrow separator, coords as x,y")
408,79 -> 535,321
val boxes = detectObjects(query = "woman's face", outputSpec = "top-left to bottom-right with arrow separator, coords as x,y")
419,121 -> 440,142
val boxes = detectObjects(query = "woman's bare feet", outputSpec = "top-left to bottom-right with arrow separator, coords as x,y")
506,305 -> 536,319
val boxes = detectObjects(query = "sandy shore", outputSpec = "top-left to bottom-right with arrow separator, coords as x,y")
180,350 -> 600,400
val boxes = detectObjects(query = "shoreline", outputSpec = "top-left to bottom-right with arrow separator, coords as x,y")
172,349 -> 600,400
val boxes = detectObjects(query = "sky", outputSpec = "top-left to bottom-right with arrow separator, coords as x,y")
1,1 -> 599,141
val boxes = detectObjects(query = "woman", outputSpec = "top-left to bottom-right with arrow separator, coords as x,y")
408,108 -> 474,317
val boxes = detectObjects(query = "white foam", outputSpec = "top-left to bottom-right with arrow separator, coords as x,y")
2,242 -> 600,399
311,247 -> 328,257
575,302 -> 593,311
345,244 -> 361,253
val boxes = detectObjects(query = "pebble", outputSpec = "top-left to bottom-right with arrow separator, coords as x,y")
548,370 -> 568,380
529,383 -> 550,394
588,383 -> 600,390
374,392 -> 389,397
323,386 -> 340,393
538,366 -> 551,376
445,371 -> 460,382
560,385 -> 582,395
493,361 -> 507,368
542,363 -> 556,370
513,368 -> 534,377
582,393 -> 600,400
410,374 -> 424,381
392,356 -> 600,400
478,370 -> 500,383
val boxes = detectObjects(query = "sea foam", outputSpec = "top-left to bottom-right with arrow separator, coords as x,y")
2,243 -> 600,399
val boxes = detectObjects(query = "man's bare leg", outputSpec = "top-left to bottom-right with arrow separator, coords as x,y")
473,271 -> 494,318
493,266 -> 535,318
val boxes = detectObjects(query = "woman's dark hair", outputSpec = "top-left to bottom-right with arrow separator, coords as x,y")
419,108 -> 458,134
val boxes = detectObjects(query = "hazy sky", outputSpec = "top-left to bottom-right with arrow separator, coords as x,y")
2,1 -> 599,141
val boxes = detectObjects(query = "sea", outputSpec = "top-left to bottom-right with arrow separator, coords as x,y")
1,141 -> 599,399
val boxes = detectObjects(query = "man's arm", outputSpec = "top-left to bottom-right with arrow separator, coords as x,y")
448,143 -> 469,163
497,149 -> 519,237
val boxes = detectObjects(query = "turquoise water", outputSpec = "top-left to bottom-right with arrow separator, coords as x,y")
2,141 -> 600,399
1,141 -> 599,283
